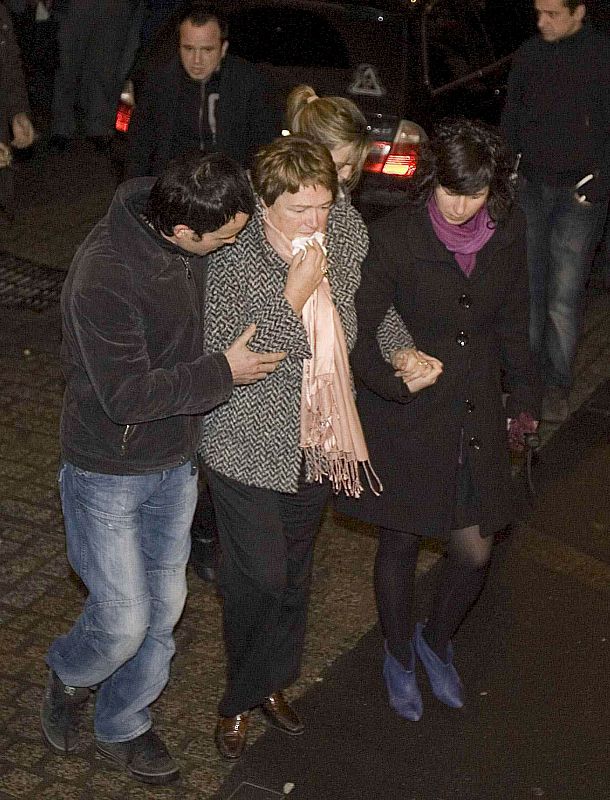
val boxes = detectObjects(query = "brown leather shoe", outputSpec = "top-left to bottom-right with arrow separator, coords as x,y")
260,692 -> 304,735
214,713 -> 250,760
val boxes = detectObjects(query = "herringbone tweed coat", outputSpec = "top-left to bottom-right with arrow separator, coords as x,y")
200,197 -> 370,493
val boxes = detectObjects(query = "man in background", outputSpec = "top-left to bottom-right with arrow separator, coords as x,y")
0,2 -> 35,218
49,0 -> 146,152
501,0 -> 610,422
124,1 -> 278,177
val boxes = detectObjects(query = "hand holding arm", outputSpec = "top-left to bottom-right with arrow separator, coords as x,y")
224,323 -> 286,385
11,112 -> 35,149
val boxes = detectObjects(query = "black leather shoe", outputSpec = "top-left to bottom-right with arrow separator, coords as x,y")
214,712 -> 250,760
260,692 -> 304,735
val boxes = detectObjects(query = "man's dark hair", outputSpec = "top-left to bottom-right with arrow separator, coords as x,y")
145,151 -> 254,238
562,0 -> 585,13
176,2 -> 228,39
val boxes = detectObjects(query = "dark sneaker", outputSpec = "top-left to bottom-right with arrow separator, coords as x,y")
40,669 -> 90,754
96,729 -> 180,785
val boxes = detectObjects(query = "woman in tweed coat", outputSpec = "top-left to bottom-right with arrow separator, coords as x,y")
199,136 -> 366,759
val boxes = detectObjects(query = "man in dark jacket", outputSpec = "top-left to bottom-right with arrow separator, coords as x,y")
40,151 -> 285,785
49,1 -> 146,150
501,0 -> 610,422
124,2 -> 279,178
0,3 -> 35,216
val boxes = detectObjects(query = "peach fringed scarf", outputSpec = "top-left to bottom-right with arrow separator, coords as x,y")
263,215 -> 382,498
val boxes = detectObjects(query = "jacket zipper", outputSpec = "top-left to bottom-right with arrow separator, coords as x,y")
198,78 -> 217,149
181,256 -> 199,318
121,424 -> 136,455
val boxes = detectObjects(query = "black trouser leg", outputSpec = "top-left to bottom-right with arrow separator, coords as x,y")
189,468 -> 218,580
206,468 -> 330,717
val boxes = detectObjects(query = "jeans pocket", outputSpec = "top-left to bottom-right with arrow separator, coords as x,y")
73,465 -> 96,478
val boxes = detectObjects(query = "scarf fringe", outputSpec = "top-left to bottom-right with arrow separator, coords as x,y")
303,446 -> 383,499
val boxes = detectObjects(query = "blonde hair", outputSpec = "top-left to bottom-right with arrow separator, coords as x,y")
285,84 -> 370,190
253,136 -> 338,207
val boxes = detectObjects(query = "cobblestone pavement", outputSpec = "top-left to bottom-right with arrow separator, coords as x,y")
0,142 -> 609,799
0,324 -> 393,799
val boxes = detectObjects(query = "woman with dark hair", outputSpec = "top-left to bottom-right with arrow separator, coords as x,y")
342,118 -> 540,720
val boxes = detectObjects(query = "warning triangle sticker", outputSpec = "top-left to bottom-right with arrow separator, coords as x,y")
349,64 -> 386,97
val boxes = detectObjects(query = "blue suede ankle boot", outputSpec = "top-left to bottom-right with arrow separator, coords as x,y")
382,641 -> 423,721
413,623 -> 464,709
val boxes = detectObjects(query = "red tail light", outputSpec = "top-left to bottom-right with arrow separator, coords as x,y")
115,101 -> 133,133
365,141 -> 392,174
364,120 -> 426,179
115,81 -> 135,133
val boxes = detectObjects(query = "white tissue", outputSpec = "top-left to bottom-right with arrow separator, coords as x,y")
291,231 -> 327,256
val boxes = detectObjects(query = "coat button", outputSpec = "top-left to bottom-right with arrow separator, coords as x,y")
464,399 -> 475,413
455,331 -> 469,347
469,436 -> 481,450
458,293 -> 472,308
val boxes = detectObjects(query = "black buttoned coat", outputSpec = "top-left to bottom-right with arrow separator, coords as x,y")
342,203 -> 540,538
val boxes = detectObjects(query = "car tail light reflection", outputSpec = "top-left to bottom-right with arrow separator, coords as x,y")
115,81 -> 135,133
364,119 -> 425,178
115,102 -> 133,133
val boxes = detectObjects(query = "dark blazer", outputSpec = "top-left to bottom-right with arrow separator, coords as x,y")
340,204 -> 540,538
124,53 -> 279,177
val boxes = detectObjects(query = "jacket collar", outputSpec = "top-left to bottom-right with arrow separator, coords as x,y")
107,178 -> 204,273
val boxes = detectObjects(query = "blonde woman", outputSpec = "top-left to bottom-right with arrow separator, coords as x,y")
286,84 -> 370,191
286,84 -> 430,380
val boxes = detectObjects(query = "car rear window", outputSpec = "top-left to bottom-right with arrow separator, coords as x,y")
225,1 -> 409,120
425,2 -> 495,91
227,6 -> 350,68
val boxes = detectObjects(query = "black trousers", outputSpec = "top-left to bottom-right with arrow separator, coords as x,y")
206,468 -> 330,717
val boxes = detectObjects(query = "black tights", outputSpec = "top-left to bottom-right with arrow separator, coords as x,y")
374,525 -> 493,667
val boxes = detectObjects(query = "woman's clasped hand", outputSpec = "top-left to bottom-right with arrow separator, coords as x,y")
391,347 -> 444,392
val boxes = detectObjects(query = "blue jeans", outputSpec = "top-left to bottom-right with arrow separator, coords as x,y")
518,178 -> 608,388
47,461 -> 197,742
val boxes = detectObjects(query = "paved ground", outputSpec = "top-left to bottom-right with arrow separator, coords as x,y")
0,139 -> 609,799
215,379 -> 610,800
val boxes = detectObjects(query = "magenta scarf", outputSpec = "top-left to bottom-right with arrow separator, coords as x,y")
427,197 -> 495,276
